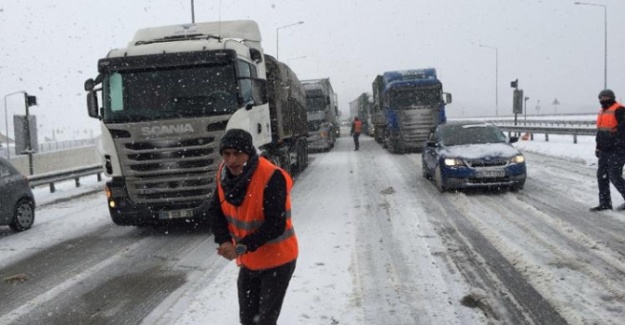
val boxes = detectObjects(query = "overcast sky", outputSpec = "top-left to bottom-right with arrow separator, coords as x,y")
1,0 -> 624,141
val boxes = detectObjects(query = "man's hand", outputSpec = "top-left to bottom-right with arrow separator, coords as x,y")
595,148 -> 600,158
217,242 -> 237,260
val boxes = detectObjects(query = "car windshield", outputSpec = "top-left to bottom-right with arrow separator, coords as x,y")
438,124 -> 507,146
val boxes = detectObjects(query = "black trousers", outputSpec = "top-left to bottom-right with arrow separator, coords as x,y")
597,150 -> 625,206
238,259 -> 296,325
353,133 -> 361,150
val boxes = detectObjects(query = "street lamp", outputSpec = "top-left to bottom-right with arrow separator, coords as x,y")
276,21 -> 304,61
3,90 -> 26,159
479,44 -> 499,116
574,2 -> 607,89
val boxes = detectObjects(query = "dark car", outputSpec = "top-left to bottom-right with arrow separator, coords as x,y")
422,121 -> 527,192
0,157 -> 35,231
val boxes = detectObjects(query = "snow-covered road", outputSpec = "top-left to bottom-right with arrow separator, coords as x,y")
1,132 -> 624,324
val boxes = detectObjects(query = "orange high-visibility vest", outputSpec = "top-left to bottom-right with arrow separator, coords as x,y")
217,157 -> 298,270
353,120 -> 363,134
597,102 -> 622,133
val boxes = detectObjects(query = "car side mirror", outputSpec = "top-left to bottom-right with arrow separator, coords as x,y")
426,140 -> 437,148
509,136 -> 519,143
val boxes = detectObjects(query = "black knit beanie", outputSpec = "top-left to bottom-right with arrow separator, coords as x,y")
219,129 -> 256,157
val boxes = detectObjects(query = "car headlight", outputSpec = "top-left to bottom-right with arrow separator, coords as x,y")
444,158 -> 463,166
510,154 -> 525,164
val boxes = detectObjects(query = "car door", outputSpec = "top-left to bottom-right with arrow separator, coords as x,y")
0,160 -> 14,223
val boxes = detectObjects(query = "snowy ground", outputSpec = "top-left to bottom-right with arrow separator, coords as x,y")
2,131 -> 624,325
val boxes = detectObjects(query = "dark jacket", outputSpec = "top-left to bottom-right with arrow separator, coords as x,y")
208,163 -> 287,253
596,103 -> 625,152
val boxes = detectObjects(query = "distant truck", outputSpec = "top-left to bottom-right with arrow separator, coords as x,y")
83,20 -> 308,226
371,68 -> 451,153
349,92 -> 373,136
302,78 -> 340,151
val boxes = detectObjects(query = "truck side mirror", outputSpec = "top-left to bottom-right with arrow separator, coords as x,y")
444,92 -> 452,104
250,49 -> 263,63
326,96 -> 331,105
85,78 -> 95,91
87,91 -> 100,118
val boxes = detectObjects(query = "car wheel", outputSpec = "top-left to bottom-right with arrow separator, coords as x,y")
434,166 -> 446,193
9,199 -> 35,232
422,160 -> 431,179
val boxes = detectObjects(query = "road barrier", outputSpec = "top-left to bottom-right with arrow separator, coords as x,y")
486,119 -> 595,144
28,164 -> 103,193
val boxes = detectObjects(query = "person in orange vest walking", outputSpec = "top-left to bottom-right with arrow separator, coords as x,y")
350,117 -> 363,151
590,89 -> 625,212
208,128 -> 298,325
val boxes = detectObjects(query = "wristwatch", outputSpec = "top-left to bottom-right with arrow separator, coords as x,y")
235,243 -> 248,255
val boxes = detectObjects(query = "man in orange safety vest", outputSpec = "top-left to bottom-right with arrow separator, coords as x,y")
208,128 -> 298,324
591,89 -> 625,212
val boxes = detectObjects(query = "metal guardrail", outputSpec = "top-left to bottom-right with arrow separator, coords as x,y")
28,164 -> 104,193
491,119 -> 595,128
498,125 -> 594,143
479,118 -> 596,144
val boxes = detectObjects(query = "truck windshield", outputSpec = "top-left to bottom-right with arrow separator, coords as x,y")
306,96 -> 327,112
389,87 -> 441,109
102,63 -> 238,123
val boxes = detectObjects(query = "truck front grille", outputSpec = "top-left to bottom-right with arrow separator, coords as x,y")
111,122 -> 226,205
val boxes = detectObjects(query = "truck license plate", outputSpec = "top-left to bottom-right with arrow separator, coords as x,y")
476,170 -> 505,178
159,209 -> 194,219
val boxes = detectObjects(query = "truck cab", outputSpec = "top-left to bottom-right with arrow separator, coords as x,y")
302,79 -> 339,152
84,21 -> 274,226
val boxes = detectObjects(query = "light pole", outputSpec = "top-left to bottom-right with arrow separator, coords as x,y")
574,2 -> 607,89
479,44 -> 499,116
276,21 -> 304,61
190,0 -> 195,23
3,90 -> 26,159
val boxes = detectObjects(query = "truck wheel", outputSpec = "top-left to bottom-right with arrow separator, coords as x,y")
293,142 -> 303,173
302,143 -> 309,168
9,199 -> 34,232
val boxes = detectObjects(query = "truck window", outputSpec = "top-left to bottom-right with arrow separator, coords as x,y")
237,60 -> 256,104
109,73 -> 124,112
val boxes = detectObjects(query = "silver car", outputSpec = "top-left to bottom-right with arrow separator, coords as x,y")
0,157 -> 35,231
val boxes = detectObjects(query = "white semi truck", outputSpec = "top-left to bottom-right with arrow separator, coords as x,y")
84,20 -> 308,226
302,78 -> 340,151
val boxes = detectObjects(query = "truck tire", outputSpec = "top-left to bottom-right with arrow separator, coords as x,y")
294,141 -> 305,173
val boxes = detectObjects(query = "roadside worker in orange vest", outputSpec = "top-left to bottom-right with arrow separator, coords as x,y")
208,128 -> 298,325
590,89 -> 625,212
350,117 -> 363,151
